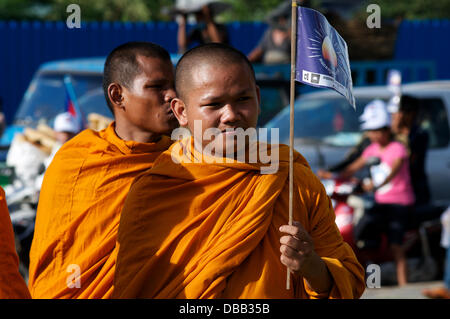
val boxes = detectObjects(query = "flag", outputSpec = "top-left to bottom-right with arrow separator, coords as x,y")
63,75 -> 85,129
295,6 -> 355,109
65,88 -> 77,117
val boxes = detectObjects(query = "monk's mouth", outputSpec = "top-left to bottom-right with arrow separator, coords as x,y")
220,127 -> 248,135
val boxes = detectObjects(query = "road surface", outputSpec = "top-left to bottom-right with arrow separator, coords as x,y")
361,280 -> 445,299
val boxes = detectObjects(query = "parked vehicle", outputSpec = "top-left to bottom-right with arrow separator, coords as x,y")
0,57 -> 291,157
3,174 -> 39,282
266,81 -> 450,206
265,81 -> 450,283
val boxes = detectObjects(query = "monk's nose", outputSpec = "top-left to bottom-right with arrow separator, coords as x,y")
221,104 -> 240,124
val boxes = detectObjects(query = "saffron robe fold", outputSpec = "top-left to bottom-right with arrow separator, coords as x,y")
28,122 -> 172,299
113,138 -> 365,299
0,187 -> 31,299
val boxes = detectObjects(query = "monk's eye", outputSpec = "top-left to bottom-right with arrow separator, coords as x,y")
202,102 -> 222,108
145,82 -> 167,90
145,85 -> 163,89
237,96 -> 251,102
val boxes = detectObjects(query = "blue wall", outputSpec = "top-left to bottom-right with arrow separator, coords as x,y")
1,19 -> 449,125
395,19 -> 450,80
0,20 -> 268,124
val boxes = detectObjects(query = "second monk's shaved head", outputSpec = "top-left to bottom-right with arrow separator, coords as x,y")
175,43 -> 256,101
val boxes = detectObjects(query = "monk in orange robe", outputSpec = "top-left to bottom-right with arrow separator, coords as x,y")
28,42 -> 178,299
113,43 -> 365,299
0,186 -> 31,299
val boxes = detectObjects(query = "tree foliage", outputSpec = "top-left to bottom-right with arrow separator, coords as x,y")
0,0 -> 449,22
220,0 -> 287,22
0,0 -> 174,21
367,0 -> 450,20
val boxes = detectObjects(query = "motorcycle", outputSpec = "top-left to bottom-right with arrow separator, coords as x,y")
321,158 -> 447,285
3,169 -> 40,283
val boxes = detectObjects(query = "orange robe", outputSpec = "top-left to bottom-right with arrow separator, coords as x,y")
28,122 -> 172,299
113,138 -> 365,299
0,186 -> 31,299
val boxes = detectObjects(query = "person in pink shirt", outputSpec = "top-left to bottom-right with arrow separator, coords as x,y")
338,99 -> 415,286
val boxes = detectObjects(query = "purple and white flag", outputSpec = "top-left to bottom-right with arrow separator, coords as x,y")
295,6 -> 355,109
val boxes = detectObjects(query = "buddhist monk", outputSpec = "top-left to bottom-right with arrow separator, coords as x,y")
113,43 -> 365,299
0,186 -> 31,299
28,41 -> 178,299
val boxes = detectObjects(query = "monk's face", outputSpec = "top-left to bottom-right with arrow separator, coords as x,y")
121,55 -> 178,135
173,61 -> 260,155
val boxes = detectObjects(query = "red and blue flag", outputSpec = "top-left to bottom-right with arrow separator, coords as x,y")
63,76 -> 85,129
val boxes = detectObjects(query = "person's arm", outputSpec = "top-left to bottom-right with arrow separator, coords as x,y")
202,5 -> 225,43
247,47 -> 264,63
328,136 -> 371,172
177,14 -> 188,54
339,155 -> 367,180
317,154 -> 367,180
280,221 -> 333,293
247,29 -> 271,63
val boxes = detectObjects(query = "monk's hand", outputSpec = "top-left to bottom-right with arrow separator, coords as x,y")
279,221 -> 316,277
279,221 -> 333,293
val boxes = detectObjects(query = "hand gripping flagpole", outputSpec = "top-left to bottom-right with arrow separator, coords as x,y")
287,0 -> 298,291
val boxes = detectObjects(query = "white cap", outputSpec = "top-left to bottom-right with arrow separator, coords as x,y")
53,112 -> 80,134
359,99 -> 391,131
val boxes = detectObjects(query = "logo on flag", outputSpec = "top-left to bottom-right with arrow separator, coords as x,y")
310,73 -> 320,84
295,6 -> 355,108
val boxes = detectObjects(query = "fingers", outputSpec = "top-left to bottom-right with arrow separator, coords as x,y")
280,249 -> 301,272
279,221 -> 314,274
280,235 -> 311,253
279,221 -> 311,242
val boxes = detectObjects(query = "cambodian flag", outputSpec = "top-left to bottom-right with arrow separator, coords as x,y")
63,76 -> 85,128
295,6 -> 355,109
65,89 -> 77,117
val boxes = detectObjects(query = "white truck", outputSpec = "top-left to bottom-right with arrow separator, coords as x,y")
266,80 -> 450,206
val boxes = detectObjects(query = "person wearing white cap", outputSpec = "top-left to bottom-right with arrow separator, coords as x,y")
34,112 -> 82,190
358,99 -> 391,131
334,99 -> 415,286
53,112 -> 81,144
43,112 -> 81,168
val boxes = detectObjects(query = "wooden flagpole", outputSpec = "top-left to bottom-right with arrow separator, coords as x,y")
287,0 -> 298,290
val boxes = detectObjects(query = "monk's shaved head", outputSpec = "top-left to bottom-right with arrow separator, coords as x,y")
103,41 -> 172,113
175,43 -> 256,101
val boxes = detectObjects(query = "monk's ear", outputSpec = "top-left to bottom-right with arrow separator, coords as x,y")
171,98 -> 188,127
108,83 -> 124,110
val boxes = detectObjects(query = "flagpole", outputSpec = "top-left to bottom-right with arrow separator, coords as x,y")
287,0 -> 298,291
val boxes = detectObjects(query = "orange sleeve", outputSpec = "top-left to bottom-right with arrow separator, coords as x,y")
0,187 -> 31,299
298,169 -> 366,299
